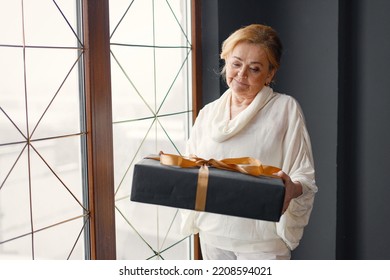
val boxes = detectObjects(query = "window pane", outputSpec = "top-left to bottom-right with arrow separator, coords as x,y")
0,0 -> 87,260
110,0 -> 154,46
110,0 -> 193,260
0,0 -> 23,45
0,144 -> 31,245
0,47 -> 27,139
110,46 -> 156,122
23,0 -> 79,47
33,217 -> 85,260
24,48 -> 82,139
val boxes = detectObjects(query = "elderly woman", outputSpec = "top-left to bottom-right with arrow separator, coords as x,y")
181,24 -> 318,260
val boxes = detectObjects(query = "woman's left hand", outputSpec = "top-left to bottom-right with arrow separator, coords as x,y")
274,171 -> 303,213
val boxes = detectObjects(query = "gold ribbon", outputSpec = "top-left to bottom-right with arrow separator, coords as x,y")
146,152 -> 281,211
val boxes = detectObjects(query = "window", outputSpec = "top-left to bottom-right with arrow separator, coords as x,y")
0,0 -> 200,260
109,0 -> 193,259
0,0 -> 87,259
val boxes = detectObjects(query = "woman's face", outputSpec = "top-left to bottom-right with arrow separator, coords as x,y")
225,42 -> 275,97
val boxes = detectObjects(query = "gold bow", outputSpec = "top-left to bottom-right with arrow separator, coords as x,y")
146,152 -> 281,211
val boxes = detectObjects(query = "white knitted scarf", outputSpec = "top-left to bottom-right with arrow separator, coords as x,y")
211,86 -> 276,142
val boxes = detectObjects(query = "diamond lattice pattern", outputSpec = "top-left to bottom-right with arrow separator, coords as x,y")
0,0 -> 87,260
110,0 -> 193,260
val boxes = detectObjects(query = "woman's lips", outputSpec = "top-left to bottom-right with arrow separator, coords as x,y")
233,78 -> 249,87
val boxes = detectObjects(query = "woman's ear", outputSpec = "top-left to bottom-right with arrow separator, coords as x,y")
266,69 -> 276,85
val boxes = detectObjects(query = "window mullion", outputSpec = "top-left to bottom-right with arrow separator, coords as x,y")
191,0 -> 203,260
82,0 -> 116,260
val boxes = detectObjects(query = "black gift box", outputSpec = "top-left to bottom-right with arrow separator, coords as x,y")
131,157 -> 285,222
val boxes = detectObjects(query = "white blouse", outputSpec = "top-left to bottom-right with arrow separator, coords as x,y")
180,86 -> 318,256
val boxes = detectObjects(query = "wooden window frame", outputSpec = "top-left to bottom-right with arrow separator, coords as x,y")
191,0 -> 203,260
83,0 -> 116,260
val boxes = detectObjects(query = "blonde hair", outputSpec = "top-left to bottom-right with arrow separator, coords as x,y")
220,24 -> 283,80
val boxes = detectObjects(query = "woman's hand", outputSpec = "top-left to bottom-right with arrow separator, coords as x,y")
274,171 -> 303,213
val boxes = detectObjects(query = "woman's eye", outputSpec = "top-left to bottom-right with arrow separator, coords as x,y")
232,62 -> 241,67
250,68 -> 260,72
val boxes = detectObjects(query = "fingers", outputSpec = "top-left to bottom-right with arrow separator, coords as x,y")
273,170 -> 291,184
273,170 -> 291,214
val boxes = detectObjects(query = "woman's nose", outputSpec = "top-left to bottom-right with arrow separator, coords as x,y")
238,67 -> 248,79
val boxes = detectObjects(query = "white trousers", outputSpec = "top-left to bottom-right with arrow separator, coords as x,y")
200,240 -> 291,260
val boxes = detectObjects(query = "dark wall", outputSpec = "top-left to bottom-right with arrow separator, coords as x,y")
337,0 -> 390,259
201,0 -> 390,259
201,0 -> 220,106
